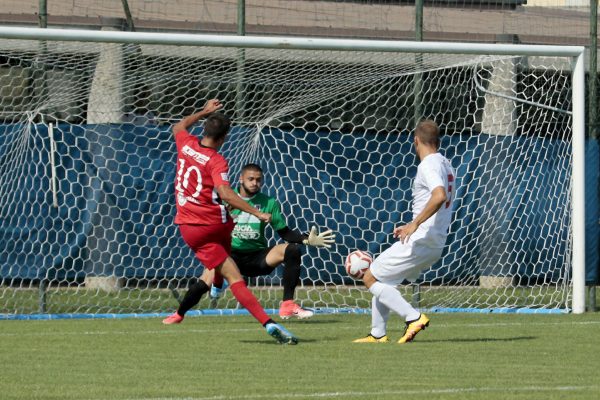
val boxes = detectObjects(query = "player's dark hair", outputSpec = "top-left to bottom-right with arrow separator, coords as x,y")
203,113 -> 231,141
415,119 -> 440,148
241,163 -> 263,174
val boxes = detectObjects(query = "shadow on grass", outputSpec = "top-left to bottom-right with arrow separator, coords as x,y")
282,318 -> 345,325
240,336 -> 536,345
422,336 -> 537,343
239,338 -> 320,344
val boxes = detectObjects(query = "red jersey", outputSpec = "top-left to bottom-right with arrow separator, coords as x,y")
174,129 -> 230,225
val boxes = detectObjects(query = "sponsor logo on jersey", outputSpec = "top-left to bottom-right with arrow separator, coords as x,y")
232,224 -> 260,240
220,172 -> 229,182
177,192 -> 200,206
182,145 -> 210,165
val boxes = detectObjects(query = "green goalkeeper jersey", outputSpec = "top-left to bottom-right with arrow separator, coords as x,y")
230,190 -> 288,252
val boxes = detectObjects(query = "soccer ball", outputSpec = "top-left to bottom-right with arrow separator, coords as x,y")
345,250 -> 373,280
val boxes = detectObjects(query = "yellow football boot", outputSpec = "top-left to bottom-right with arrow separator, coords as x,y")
353,334 -> 389,343
398,313 -> 430,344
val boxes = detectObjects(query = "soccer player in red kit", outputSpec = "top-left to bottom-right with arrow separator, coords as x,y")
162,99 -> 297,344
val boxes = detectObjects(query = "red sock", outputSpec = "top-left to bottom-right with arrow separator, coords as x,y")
230,281 -> 270,325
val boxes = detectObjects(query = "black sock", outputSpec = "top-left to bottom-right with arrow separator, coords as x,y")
177,280 -> 209,316
282,244 -> 302,301
262,318 -> 275,327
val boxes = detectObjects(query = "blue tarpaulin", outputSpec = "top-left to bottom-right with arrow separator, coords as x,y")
0,123 -> 597,284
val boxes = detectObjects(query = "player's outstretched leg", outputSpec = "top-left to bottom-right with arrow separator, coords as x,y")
398,313 -> 430,344
220,257 -> 299,344
234,283 -> 299,344
265,322 -> 299,345
229,280 -> 299,344
278,244 -> 314,320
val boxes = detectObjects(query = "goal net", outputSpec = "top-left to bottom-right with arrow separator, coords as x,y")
0,28 -> 585,318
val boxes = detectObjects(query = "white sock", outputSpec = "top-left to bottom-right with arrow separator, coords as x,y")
370,295 -> 390,338
369,281 -> 420,322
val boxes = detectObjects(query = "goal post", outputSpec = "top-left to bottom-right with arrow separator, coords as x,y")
571,52 -> 586,314
0,26 -> 586,318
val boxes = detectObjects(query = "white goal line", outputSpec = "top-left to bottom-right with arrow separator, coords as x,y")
103,385 -> 599,400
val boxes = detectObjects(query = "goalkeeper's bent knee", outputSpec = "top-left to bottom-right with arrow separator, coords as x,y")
284,243 -> 302,264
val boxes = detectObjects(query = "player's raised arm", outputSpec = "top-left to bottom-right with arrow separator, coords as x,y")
172,99 -> 222,137
216,184 -> 271,223
394,186 -> 446,243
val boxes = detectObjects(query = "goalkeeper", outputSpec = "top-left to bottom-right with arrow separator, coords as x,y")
211,163 -> 336,319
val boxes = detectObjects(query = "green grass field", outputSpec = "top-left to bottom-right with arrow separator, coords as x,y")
1,313 -> 599,400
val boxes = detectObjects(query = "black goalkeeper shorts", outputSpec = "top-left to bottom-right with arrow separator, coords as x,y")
231,247 -> 276,278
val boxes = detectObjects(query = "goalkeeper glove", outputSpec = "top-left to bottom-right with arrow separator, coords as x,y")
302,226 -> 336,248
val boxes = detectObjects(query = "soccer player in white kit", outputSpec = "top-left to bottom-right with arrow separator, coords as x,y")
354,120 -> 455,344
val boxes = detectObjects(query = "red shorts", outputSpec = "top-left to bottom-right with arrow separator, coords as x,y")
178,220 -> 234,270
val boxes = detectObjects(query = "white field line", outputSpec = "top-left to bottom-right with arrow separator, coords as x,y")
106,385 -> 600,400
1,319 -> 599,338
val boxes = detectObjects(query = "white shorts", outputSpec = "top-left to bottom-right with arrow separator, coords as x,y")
370,238 -> 443,286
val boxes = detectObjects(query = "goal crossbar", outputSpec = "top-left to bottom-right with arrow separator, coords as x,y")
0,26 -> 585,57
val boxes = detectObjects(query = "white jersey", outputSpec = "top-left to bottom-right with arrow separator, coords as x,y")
370,152 -> 455,285
410,152 -> 455,248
